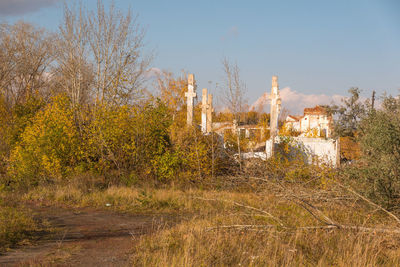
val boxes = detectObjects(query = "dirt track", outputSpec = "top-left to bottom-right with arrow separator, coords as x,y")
0,206 -> 177,266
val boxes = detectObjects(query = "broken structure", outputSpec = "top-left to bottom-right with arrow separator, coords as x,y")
284,105 -> 332,137
184,73 -> 339,167
267,75 -> 282,157
266,136 -> 340,167
269,75 -> 281,139
201,88 -> 214,133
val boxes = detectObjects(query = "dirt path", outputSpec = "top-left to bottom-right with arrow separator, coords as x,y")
0,205 -> 178,266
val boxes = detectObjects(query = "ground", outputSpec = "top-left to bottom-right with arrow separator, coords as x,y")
0,205 -> 178,266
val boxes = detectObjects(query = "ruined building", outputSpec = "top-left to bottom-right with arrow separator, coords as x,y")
284,105 -> 332,138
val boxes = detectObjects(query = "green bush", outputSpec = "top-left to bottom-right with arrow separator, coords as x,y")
346,95 -> 400,210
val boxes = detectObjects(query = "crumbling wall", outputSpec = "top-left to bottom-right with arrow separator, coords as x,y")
266,136 -> 339,167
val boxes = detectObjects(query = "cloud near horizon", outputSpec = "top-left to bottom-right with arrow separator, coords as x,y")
0,0 -> 59,16
250,87 -> 345,115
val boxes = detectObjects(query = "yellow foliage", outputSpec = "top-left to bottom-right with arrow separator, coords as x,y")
303,128 -> 320,138
87,104 -> 138,173
156,70 -> 188,114
9,95 -> 82,184
280,123 -> 301,137
214,111 -> 234,123
171,127 -> 212,179
256,114 -> 270,141
223,129 -> 251,152
0,95 -> 9,175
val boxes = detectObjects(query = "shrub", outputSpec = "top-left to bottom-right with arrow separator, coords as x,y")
350,101 -> 400,210
131,100 -> 173,180
0,207 -> 37,252
8,95 -> 82,186
172,127 -> 229,182
0,96 -> 9,177
86,104 -> 138,173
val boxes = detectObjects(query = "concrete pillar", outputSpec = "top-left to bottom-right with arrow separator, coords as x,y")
201,88 -> 208,133
206,93 -> 214,133
185,74 -> 197,126
269,75 -> 281,156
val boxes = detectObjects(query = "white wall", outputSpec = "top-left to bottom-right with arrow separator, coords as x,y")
295,137 -> 338,166
266,136 -> 339,167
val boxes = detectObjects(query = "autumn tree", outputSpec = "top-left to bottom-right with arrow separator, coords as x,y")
54,3 -> 93,107
155,70 -> 188,120
0,22 -> 55,107
327,88 -> 366,138
0,22 -> 54,160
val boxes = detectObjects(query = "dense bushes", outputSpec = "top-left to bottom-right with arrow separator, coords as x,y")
2,93 -> 229,188
346,96 -> 400,210
8,95 -> 82,186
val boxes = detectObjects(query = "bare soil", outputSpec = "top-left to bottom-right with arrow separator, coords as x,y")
0,205 -> 178,266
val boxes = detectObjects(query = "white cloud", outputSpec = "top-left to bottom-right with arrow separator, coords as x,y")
250,87 -> 345,115
0,0 -> 59,16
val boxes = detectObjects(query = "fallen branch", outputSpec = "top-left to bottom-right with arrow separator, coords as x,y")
193,196 -> 284,227
205,224 -> 276,231
206,224 -> 400,234
270,178 -> 341,228
249,176 -> 400,226
335,183 -> 400,226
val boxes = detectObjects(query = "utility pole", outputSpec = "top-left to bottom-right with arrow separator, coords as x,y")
371,90 -> 376,111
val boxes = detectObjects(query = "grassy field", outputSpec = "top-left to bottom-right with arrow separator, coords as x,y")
2,173 -> 400,266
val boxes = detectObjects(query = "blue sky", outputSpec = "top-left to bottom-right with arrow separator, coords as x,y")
1,0 -> 399,113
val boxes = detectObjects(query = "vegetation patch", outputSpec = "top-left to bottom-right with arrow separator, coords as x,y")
0,206 -> 38,253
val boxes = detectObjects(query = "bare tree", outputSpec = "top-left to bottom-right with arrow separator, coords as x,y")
87,0 -> 151,105
53,0 -> 152,106
0,22 -> 55,107
221,57 -> 247,170
221,57 -> 246,122
54,3 -> 93,107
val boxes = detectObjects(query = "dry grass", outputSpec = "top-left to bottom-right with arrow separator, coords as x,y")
131,216 -> 400,266
0,202 -> 39,252
129,180 -> 400,266
7,173 -> 400,265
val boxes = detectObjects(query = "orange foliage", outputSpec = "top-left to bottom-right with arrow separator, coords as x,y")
156,70 -> 188,113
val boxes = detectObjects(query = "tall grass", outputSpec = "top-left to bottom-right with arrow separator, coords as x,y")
131,216 -> 400,266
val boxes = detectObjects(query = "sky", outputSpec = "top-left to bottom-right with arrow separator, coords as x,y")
1,0 -> 399,113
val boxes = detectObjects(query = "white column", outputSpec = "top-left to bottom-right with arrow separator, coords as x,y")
201,88 -> 208,133
185,74 -> 197,126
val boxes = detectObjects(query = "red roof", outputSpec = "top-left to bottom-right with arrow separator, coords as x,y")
303,105 -> 327,115
286,115 -> 302,121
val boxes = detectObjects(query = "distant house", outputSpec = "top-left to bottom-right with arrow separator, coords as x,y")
285,115 -> 302,132
285,105 -> 332,138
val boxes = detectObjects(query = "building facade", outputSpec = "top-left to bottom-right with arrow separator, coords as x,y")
285,105 -> 332,138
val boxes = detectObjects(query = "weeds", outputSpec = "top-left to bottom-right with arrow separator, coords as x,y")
132,219 -> 400,266
0,207 -> 38,253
